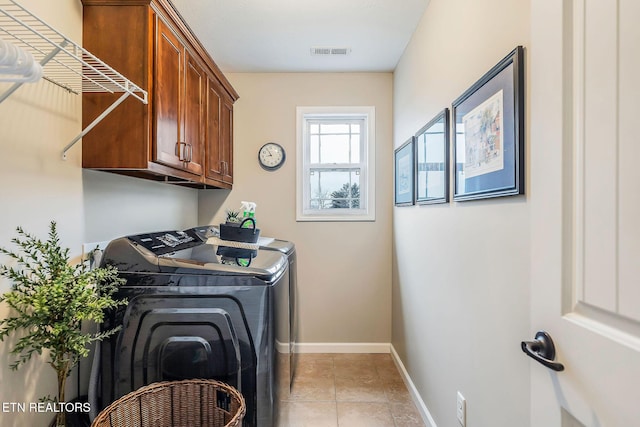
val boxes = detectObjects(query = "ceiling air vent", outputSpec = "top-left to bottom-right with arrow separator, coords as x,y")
310,47 -> 352,56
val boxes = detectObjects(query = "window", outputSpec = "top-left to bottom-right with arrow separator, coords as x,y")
296,106 -> 375,221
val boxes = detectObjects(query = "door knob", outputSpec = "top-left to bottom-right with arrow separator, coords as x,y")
521,331 -> 565,372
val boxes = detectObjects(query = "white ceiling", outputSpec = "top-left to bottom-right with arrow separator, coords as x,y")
170,0 -> 429,73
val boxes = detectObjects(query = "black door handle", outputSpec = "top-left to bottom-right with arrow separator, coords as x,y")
521,331 -> 565,372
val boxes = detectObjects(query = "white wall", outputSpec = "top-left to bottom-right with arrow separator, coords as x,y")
0,1 -> 197,425
392,0 -> 531,426
199,72 -> 394,346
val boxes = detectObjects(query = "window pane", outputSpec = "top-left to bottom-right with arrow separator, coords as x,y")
319,134 -> 350,163
321,123 -> 350,134
309,169 -> 361,209
310,135 -> 320,163
350,133 -> 360,163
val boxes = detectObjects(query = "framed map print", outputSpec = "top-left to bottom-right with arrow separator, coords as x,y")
452,46 -> 525,201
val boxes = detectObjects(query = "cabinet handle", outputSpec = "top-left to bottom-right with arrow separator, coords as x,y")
176,142 -> 187,161
186,143 -> 193,162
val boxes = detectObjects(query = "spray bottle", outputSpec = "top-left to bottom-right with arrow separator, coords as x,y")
240,201 -> 257,228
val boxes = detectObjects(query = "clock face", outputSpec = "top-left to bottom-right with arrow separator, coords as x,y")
258,143 -> 286,170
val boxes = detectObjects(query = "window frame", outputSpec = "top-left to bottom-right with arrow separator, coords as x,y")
296,106 -> 376,222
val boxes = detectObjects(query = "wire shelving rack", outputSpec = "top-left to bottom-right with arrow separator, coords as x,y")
0,0 -> 148,159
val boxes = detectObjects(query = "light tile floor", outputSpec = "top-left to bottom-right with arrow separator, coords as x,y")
278,353 -> 425,427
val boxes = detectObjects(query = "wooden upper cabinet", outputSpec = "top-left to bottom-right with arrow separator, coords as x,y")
154,18 -> 183,171
205,75 -> 234,186
182,52 -> 205,176
154,19 -> 204,176
81,0 -> 238,189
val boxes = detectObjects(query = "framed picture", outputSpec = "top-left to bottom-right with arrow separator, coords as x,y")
452,46 -> 525,201
414,109 -> 449,204
394,137 -> 415,206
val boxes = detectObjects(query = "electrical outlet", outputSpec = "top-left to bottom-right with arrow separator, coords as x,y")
457,391 -> 466,426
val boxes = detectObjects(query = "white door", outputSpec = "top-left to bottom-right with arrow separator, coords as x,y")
529,0 -> 640,426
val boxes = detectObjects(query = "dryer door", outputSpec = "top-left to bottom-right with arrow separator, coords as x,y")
112,295 -> 256,425
142,309 -> 242,385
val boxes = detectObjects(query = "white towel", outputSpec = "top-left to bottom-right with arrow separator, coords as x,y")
206,236 -> 260,251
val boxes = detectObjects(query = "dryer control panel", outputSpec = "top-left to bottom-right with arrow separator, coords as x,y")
128,230 -> 201,255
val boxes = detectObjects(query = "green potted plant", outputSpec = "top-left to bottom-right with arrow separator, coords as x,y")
0,221 -> 126,427
225,209 -> 242,225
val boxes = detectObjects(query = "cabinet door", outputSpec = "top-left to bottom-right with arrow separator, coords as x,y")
205,76 -> 224,182
154,18 -> 185,170
205,77 -> 233,185
221,98 -> 233,184
182,52 -> 205,175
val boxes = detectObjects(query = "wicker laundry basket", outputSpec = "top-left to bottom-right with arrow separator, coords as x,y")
91,379 -> 246,427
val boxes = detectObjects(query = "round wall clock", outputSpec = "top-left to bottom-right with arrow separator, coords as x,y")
258,142 -> 286,171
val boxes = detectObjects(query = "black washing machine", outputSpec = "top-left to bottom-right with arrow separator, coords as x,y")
91,228 -> 290,427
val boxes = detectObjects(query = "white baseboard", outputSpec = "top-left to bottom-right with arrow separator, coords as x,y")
293,342 -> 391,353
390,344 -> 438,427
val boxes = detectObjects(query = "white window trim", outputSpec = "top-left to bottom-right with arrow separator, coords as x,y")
296,106 -> 376,222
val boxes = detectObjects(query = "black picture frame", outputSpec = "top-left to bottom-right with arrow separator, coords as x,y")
452,46 -> 525,201
414,109 -> 450,204
394,137 -> 415,206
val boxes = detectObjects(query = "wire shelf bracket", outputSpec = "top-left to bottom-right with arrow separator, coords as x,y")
0,0 -> 148,159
